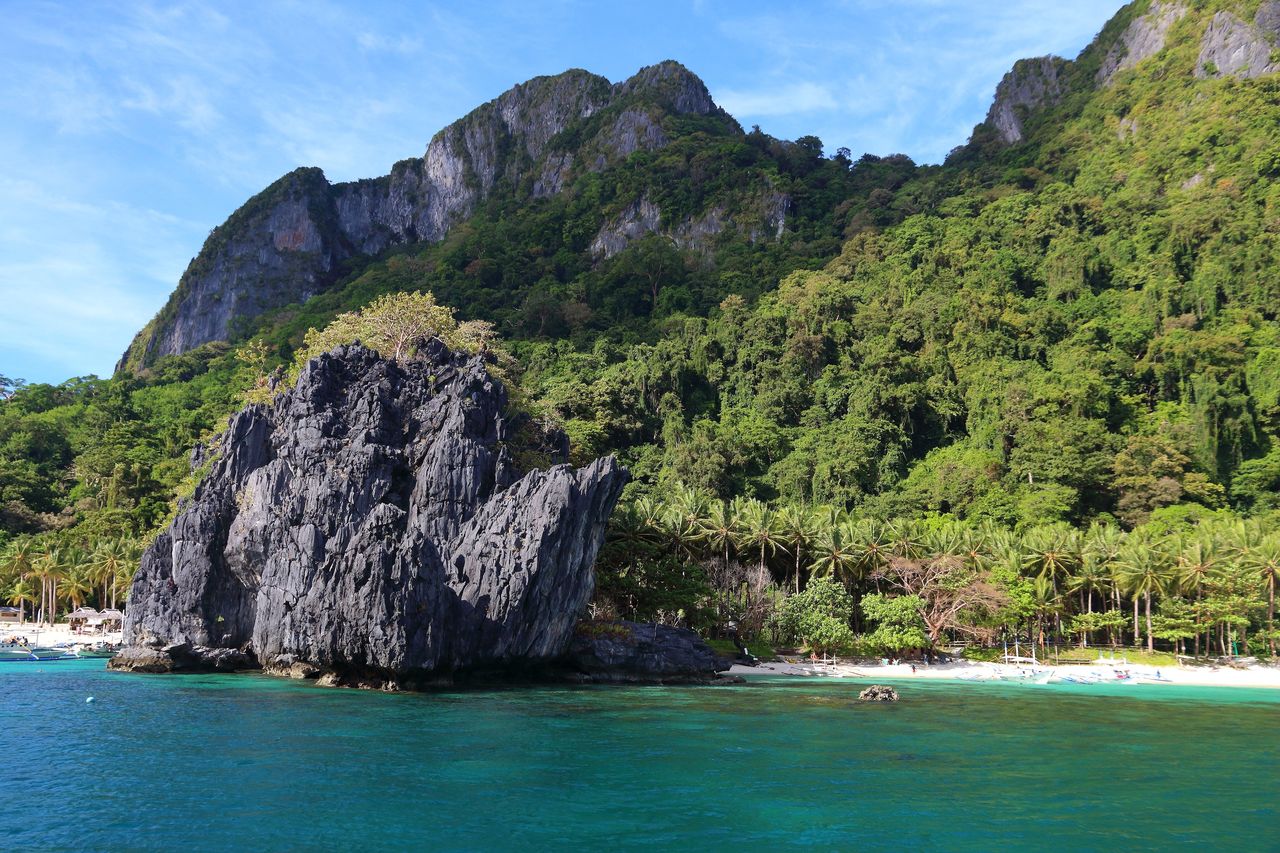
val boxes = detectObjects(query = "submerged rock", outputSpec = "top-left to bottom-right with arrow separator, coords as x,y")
111,340 -> 627,686
858,685 -> 900,702
562,620 -> 732,684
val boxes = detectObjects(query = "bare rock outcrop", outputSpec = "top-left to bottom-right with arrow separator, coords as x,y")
589,190 -> 788,261
1097,2 -> 1188,86
111,341 -> 628,687
985,56 -> 1070,145
1196,5 -> 1280,79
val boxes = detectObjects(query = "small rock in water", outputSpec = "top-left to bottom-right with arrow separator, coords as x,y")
858,685 -> 899,702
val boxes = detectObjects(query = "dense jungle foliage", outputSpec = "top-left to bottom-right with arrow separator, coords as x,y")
3,1 -> 1280,648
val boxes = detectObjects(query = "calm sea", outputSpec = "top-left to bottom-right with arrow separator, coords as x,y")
2,659 -> 1277,851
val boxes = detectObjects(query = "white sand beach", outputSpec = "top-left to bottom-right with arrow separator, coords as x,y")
1,623 -> 122,647
729,658 -> 1280,689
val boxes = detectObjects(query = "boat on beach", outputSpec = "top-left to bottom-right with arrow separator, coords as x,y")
73,643 -> 118,659
0,645 -> 79,662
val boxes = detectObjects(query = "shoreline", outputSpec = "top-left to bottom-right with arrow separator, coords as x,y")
1,624 -> 122,647
728,658 -> 1280,689
8,623 -> 1277,691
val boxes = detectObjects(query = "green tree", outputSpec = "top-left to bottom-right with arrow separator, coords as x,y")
1116,540 -> 1175,653
860,593 -> 930,655
1241,534 -> 1280,656
775,504 -> 819,593
777,576 -> 855,656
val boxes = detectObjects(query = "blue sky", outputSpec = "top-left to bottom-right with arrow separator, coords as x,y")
0,0 -> 1121,385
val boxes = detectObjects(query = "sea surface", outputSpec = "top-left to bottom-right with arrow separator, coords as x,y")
2,660 -> 1277,851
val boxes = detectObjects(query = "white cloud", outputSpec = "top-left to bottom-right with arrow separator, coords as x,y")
716,81 -> 838,117
356,32 -> 423,54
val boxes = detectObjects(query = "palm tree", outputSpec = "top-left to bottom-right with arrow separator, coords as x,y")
697,500 -> 741,569
955,526 -> 994,573
1116,540 -> 1174,653
776,504 -> 819,593
1066,558 -> 1109,647
631,497 -> 667,548
1084,523 -> 1130,641
809,520 -> 859,585
660,506 -> 705,561
665,486 -> 712,559
1241,534 -> 1280,656
736,499 -> 787,582
4,576 -> 34,624
849,517 -> 893,583
32,544 -> 69,625
61,558 -> 94,612
91,538 -> 137,609
1029,575 -> 1062,651
887,518 -> 927,560
1068,560 -> 1107,615
118,539 -> 143,608
0,537 -> 36,589
1021,524 -> 1081,584
1176,535 -> 1219,656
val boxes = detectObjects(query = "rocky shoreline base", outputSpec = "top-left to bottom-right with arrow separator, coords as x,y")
109,619 -> 736,690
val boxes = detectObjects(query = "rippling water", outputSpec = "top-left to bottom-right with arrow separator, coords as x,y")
2,659 -> 1277,851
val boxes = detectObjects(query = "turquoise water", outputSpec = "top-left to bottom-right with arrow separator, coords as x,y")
2,661 -> 1278,851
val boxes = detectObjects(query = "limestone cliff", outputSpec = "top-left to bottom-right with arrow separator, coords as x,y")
111,340 -> 628,687
1096,1 -> 1188,86
119,61 -> 727,371
984,57 -> 1070,145
1196,3 -> 1280,79
975,1 -> 1280,151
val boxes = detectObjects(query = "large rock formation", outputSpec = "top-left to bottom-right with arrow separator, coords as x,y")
1097,1 -> 1188,86
118,61 -> 736,371
111,340 -> 628,688
1196,4 -> 1280,79
984,57 -> 1070,145
974,1 -> 1280,151
563,621 -> 732,684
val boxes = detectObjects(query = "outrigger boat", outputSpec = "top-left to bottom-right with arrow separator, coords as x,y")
0,645 -> 75,662
74,642 -> 118,659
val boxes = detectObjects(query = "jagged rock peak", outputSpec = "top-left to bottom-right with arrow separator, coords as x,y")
612,60 -> 717,115
985,56 -> 1070,145
1096,1 -> 1188,85
111,340 -> 629,687
118,62 -> 724,372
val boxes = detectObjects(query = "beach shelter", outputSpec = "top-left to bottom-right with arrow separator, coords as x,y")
98,608 -> 125,631
68,606 -> 99,633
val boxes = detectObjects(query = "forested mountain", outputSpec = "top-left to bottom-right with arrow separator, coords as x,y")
4,0 -> 1280,592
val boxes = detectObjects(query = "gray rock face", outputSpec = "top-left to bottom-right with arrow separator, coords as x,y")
1196,7 -> 1280,79
563,621 -> 730,683
120,62 -> 721,370
589,190 -> 788,261
112,341 -> 628,687
1097,2 -> 1188,86
985,57 -> 1069,145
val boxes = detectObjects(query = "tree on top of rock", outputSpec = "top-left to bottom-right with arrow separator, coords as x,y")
299,291 -> 499,364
